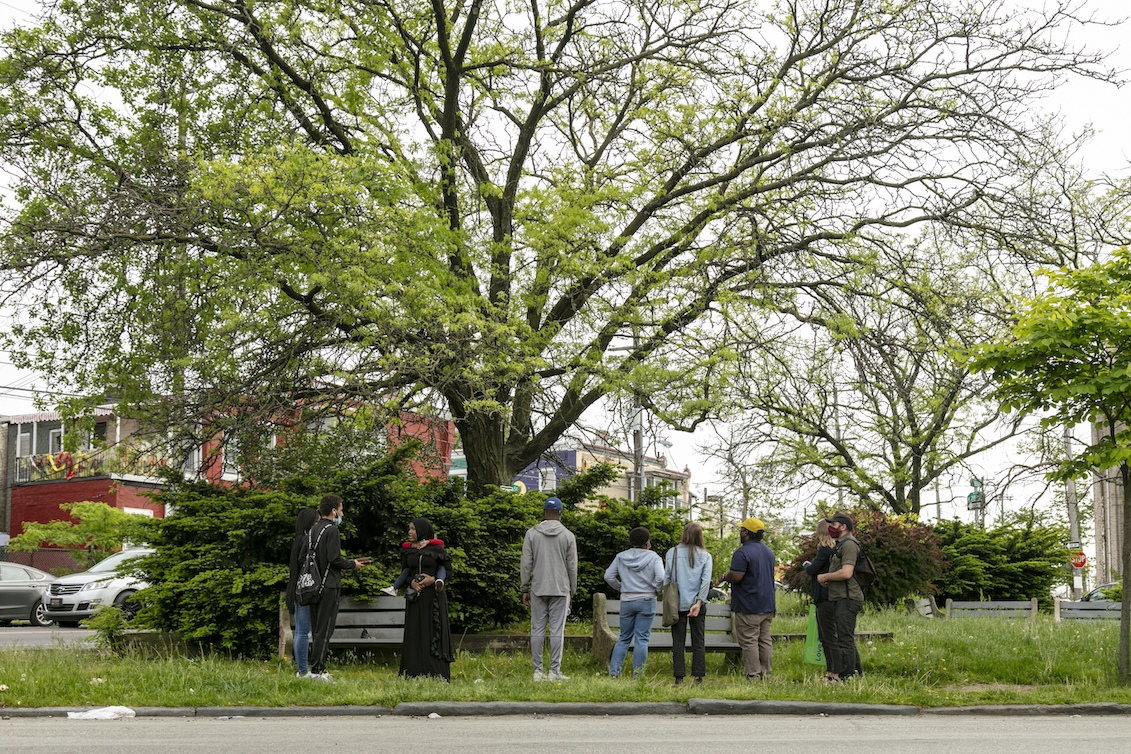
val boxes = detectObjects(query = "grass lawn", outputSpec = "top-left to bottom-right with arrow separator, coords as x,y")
0,607 -> 1127,709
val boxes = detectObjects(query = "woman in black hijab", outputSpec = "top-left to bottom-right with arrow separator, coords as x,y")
393,517 -> 454,680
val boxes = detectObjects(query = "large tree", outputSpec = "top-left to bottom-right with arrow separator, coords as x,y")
969,246 -> 1131,682
0,0 -> 1115,493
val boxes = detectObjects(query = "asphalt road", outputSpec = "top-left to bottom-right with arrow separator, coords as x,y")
3,714 -> 1131,754
0,624 -> 93,648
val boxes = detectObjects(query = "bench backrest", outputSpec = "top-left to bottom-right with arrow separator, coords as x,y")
1055,600 -> 1120,621
907,596 -> 942,618
287,595 -> 408,643
944,598 -> 1038,619
603,598 -> 734,635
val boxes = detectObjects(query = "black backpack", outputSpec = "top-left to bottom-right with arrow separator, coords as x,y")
296,524 -> 329,607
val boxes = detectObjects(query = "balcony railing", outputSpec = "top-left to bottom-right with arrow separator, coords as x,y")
14,447 -> 175,483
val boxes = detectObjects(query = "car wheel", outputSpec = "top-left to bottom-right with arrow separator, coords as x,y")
58,620 -> 81,628
30,601 -> 53,627
114,590 -> 139,620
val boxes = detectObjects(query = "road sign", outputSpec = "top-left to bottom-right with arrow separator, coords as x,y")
1070,551 -> 1086,569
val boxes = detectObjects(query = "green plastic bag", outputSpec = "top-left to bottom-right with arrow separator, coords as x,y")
803,603 -> 826,665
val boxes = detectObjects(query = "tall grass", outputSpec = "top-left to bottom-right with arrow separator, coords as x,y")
0,608 -> 1128,708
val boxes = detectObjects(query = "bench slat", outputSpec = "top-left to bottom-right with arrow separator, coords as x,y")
330,627 -> 406,642
948,601 -> 1031,609
607,614 -> 731,632
604,599 -> 731,618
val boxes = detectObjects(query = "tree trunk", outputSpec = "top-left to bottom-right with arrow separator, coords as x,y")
1120,462 -> 1131,682
454,413 -> 508,498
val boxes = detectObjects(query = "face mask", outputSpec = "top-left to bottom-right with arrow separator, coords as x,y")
334,515 -> 343,526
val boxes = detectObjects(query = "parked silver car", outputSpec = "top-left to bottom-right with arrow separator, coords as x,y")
0,563 -> 55,626
43,548 -> 152,627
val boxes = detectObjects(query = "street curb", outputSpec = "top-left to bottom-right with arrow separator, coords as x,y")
393,701 -> 686,717
921,703 -> 1131,716
688,699 -> 918,716
196,705 -> 394,717
5,701 -> 1131,718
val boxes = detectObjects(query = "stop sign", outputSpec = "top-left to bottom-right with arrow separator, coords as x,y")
1070,551 -> 1086,569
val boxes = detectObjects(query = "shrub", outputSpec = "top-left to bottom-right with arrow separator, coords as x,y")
932,512 -> 1070,609
781,508 -> 947,607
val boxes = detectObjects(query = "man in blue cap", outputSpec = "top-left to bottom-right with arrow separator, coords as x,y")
521,496 -> 577,681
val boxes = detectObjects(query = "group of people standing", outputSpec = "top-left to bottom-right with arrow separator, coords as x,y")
284,494 -> 454,683
284,494 -> 863,685
598,516 -> 776,684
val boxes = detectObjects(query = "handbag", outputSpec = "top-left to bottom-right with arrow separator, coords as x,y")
803,603 -> 826,665
661,546 -> 680,627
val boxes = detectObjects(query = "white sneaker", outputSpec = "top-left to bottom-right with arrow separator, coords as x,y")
313,672 -> 335,683
533,670 -> 546,681
548,671 -> 570,682
296,671 -> 315,679
379,586 -> 397,597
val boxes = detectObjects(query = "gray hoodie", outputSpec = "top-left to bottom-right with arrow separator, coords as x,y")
604,547 -> 665,600
520,520 -> 578,597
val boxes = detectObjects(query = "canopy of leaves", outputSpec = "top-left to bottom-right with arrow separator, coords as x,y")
0,0 -> 1116,493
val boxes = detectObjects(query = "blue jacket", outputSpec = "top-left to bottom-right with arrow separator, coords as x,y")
605,547 -> 665,598
664,544 -> 713,612
802,545 -> 832,603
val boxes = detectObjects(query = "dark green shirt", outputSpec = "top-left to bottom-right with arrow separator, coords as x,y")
828,535 -> 864,602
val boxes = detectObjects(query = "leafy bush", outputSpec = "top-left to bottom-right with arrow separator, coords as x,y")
932,512 -> 1070,609
8,501 -> 150,568
781,508 -> 947,607
85,604 -> 130,656
129,481 -> 309,658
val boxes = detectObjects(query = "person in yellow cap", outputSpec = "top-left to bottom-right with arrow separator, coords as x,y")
716,517 -> 776,679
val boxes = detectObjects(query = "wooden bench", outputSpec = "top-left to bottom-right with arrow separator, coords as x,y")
944,598 -> 1038,619
278,594 -> 406,658
591,593 -> 740,665
1054,600 -> 1120,621
906,596 -> 943,618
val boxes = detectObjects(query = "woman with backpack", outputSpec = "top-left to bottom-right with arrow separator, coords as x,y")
664,522 -> 713,686
285,508 -> 320,678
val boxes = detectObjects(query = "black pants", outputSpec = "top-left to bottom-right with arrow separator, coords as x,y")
671,609 -> 706,678
822,598 -> 862,677
814,599 -> 835,673
309,588 -> 340,675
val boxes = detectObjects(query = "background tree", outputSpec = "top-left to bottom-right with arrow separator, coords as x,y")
969,245 -> 1131,681
703,239 -> 1040,517
9,502 -> 150,569
0,0 -> 1116,494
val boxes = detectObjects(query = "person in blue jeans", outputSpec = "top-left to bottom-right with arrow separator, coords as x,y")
285,508 -> 320,677
604,526 -> 665,679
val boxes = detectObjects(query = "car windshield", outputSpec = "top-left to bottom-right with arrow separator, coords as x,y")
88,550 -> 147,573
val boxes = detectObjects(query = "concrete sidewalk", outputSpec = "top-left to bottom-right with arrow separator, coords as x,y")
4,700 -> 1131,718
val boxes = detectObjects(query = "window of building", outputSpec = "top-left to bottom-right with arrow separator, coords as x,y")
16,426 -> 32,457
48,428 -> 63,454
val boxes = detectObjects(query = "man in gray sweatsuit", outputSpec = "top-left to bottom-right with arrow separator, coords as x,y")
521,496 -> 578,681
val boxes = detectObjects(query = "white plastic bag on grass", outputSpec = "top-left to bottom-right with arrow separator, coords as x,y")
67,706 -> 136,720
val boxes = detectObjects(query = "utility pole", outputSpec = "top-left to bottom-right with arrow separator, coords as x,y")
1064,425 -> 1084,599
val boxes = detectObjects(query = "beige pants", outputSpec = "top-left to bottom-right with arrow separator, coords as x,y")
733,611 -> 774,678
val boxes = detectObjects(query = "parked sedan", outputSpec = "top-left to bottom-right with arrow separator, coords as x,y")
0,563 -> 55,626
43,548 -> 152,627
1083,582 -> 1119,602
